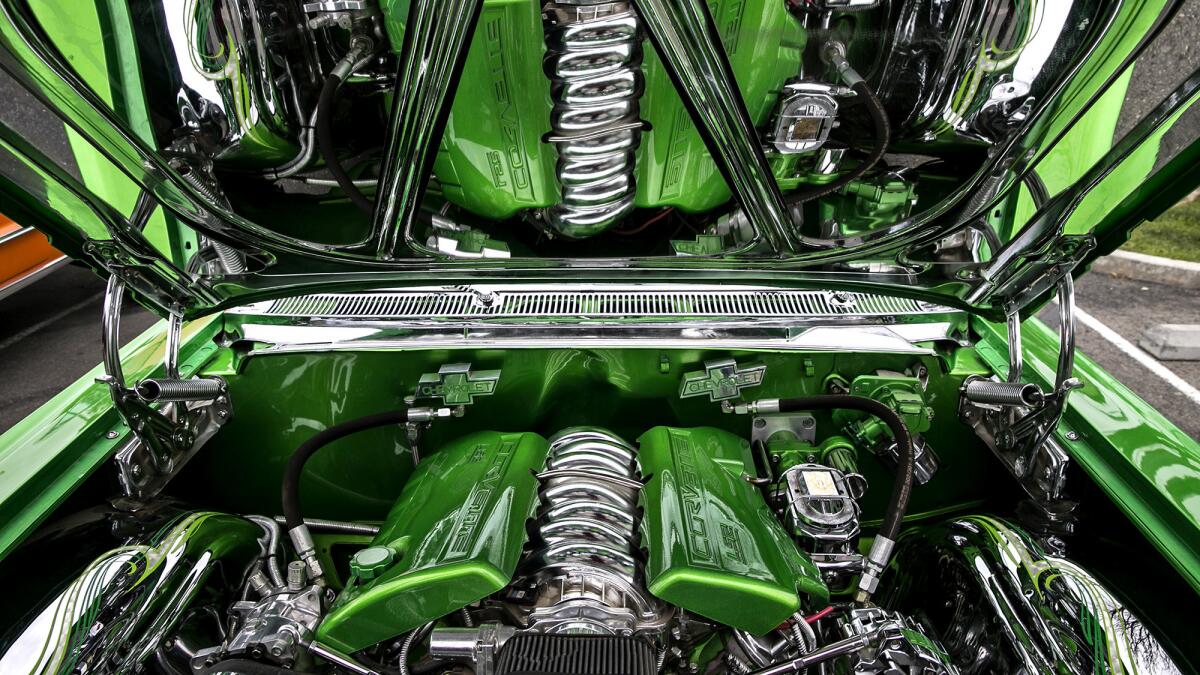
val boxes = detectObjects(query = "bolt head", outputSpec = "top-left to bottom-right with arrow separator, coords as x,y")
106,430 -> 120,439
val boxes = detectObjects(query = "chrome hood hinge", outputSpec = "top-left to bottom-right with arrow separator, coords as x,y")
99,277 -> 232,500
959,275 -> 1082,547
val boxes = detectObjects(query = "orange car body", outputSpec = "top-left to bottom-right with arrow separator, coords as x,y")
0,213 -> 65,299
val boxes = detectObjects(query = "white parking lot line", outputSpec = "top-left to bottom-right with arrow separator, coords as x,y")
1074,305 -> 1200,408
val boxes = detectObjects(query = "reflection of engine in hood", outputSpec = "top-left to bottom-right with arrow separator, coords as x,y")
128,0 -> 1099,260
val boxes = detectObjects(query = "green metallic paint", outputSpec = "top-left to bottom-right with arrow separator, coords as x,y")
379,0 -> 804,220
316,430 -> 550,652
636,0 -> 806,213
27,0 -> 192,264
974,316 -> 1200,597
0,315 -> 220,561
384,0 -> 560,220
185,345 -> 989,526
637,426 -> 828,634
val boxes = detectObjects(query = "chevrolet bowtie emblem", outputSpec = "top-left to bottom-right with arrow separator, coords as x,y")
414,364 -> 500,406
679,359 -> 767,402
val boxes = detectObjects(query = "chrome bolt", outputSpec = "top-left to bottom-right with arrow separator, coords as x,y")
106,430 -> 119,439
1065,431 -> 1079,441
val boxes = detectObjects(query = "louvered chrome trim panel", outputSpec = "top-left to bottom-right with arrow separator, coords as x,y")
236,288 -> 954,320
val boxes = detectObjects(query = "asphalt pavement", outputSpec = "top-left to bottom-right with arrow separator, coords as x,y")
0,264 -> 155,433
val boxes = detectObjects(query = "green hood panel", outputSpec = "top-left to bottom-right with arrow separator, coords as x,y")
316,430 -> 550,653
637,426 -> 828,634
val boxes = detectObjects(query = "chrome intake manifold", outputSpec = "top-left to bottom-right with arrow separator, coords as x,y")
542,2 -> 644,238
527,428 -> 664,635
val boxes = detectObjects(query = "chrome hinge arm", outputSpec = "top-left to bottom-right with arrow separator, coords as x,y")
101,277 -> 232,500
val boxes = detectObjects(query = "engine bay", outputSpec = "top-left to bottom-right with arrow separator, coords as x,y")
1,342 -> 1183,674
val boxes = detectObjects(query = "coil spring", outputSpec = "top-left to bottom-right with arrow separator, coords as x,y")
542,2 -> 643,239
961,377 -> 1043,407
135,377 -> 225,402
536,428 -> 641,581
176,165 -> 247,274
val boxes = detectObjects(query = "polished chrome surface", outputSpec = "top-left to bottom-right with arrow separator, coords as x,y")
836,608 -> 958,674
226,285 -> 962,352
525,428 -> 664,636
780,464 -> 862,544
875,0 -> 1099,146
771,82 -> 844,154
535,428 -> 641,584
633,0 -> 799,253
223,585 -> 324,667
883,516 -> 1183,674
162,0 -> 310,166
543,2 -> 644,238
0,513 -> 262,674
233,285 -> 956,320
371,0 -> 484,258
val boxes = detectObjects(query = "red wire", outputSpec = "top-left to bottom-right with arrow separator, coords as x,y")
613,207 -> 674,235
803,606 -> 836,624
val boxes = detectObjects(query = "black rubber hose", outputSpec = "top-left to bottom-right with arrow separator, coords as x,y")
316,73 -> 376,216
197,659 -> 319,675
775,395 -> 914,542
282,410 -> 411,532
783,80 -> 891,206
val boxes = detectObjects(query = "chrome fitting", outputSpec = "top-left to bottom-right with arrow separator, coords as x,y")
722,399 -> 782,415
247,569 -> 274,597
288,525 -> 326,584
820,41 -> 865,88
854,535 -> 895,602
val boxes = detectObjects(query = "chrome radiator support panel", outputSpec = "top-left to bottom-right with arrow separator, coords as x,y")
542,2 -> 644,238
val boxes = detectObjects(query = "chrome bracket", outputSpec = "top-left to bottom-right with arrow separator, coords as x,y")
679,359 -> 767,402
959,275 -> 1081,532
100,277 -> 231,500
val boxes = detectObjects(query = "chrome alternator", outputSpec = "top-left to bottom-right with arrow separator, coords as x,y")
541,2 -> 644,238
528,428 -> 664,635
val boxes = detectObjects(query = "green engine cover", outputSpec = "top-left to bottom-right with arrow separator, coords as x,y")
316,430 -> 550,652
636,1 -> 807,213
380,0 -> 804,220
637,427 -> 828,635
381,0 -> 559,220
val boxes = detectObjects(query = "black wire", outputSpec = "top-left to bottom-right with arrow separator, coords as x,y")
783,80 -> 892,206
282,410 -> 410,532
775,395 -> 914,542
316,73 -> 376,216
